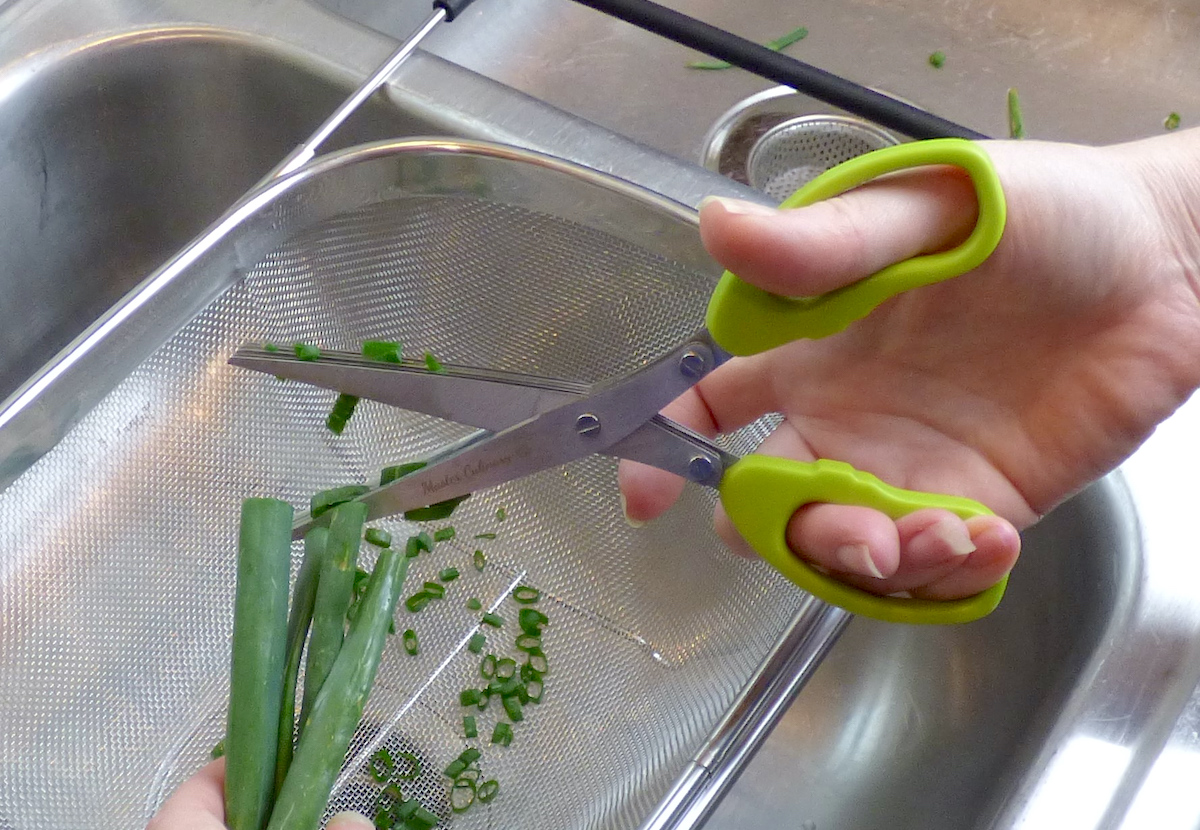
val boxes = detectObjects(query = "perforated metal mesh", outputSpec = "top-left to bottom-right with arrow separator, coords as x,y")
747,116 -> 898,202
0,143 -> 806,830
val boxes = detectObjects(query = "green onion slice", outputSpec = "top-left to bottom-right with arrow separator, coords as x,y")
515,633 -> 541,653
481,611 -> 503,628
363,340 -> 403,363
364,527 -> 392,548
403,628 -> 419,656
293,342 -> 321,361
467,633 -> 486,653
439,567 -> 459,582
512,585 -> 540,604
463,715 -> 478,739
473,550 -> 487,572
490,723 -> 513,747
477,779 -> 500,803
480,654 -> 497,679
450,777 -> 476,813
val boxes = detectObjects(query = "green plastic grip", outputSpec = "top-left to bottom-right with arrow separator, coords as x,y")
705,138 -> 1007,356
718,455 -> 1008,624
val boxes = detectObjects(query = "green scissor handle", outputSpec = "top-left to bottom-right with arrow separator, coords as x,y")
706,139 -> 1009,624
719,456 -> 1006,624
705,138 -> 1006,356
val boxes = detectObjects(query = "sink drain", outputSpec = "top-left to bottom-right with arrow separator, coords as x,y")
748,114 -> 897,202
701,86 -> 900,202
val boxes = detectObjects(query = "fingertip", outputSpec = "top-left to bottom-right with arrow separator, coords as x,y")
328,811 -> 375,830
616,460 -> 686,525
785,503 -> 901,580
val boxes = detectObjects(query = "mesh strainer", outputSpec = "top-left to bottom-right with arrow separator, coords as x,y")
0,137 -> 845,830
747,115 -> 898,202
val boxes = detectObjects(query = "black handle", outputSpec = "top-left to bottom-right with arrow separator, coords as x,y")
434,0 -> 478,22
567,0 -> 990,141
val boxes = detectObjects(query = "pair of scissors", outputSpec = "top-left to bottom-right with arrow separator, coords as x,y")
230,138 -> 1008,625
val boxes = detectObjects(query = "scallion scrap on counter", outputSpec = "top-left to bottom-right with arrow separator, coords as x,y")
293,342 -> 321,362
325,393 -> 359,435
432,527 -> 456,543
686,25 -> 808,69
423,351 -> 447,374
463,715 -> 478,739
928,50 -> 946,68
473,550 -> 487,572
467,633 -> 486,653
489,722 -> 513,747
466,597 -> 482,611
402,628 -> 419,656
439,567 -> 459,582
450,778 -> 476,813
481,612 -> 503,628
404,532 -> 434,559
511,585 -> 540,604
1166,111 -> 1182,130
364,528 -> 392,548
1008,87 -> 1026,139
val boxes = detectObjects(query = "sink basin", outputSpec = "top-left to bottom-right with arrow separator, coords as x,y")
3,0 -> 1200,828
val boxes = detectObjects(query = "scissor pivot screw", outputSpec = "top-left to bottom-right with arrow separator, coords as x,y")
679,350 -> 707,379
688,455 -> 719,485
575,413 -> 602,436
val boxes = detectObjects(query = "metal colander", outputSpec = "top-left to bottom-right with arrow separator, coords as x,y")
0,139 -> 839,830
747,115 -> 898,202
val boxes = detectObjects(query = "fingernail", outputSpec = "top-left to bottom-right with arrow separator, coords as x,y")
328,811 -> 375,830
925,518 -> 977,557
619,493 -> 645,528
834,543 -> 885,579
698,195 -> 778,216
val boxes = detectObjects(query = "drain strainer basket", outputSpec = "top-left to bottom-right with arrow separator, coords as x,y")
747,115 -> 898,202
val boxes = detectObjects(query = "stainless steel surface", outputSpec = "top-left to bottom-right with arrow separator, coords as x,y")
4,0 -> 1200,828
311,0 -> 1200,827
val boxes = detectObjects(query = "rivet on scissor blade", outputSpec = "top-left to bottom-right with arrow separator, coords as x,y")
688,455 -> 719,485
679,350 -> 707,379
575,413 -> 602,436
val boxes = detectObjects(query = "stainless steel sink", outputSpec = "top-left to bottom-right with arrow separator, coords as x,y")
5,0 -> 1200,828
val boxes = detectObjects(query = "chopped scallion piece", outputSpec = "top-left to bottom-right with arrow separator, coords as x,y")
526,648 -> 548,675
687,25 -> 807,69
369,747 -> 395,782
487,676 -> 521,698
394,751 -> 421,780
519,608 -> 548,636
473,550 -> 487,572
502,694 -> 524,722
404,494 -> 470,522
439,567 -> 459,582
525,677 -> 544,704
405,592 -> 432,613
512,585 -> 540,604
410,806 -> 439,830
394,799 -> 419,821
263,342 -> 279,353
380,461 -> 426,486
362,340 -> 403,363
210,738 -> 225,759
467,633 -> 486,653
1008,87 -> 1026,139
474,532 -> 497,540
403,628 -> 419,656
495,507 -> 507,522
490,722 -> 513,747
310,484 -> 369,518
459,688 -> 483,707
466,597 -> 483,611
404,532 -> 434,559
515,633 -> 541,653
325,392 -> 359,434
293,342 -> 321,361
477,779 -> 500,803
463,715 -> 478,739
928,50 -> 946,68
423,351 -> 447,374
1166,111 -> 1182,131
422,581 -> 445,599
450,777 -> 476,813
494,657 -> 517,679
433,527 -> 456,543
520,661 -> 542,684
480,654 -> 497,679
481,611 -> 503,628
364,527 -> 392,548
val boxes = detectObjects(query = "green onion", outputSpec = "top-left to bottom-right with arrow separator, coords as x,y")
422,581 -> 445,599
520,662 -> 542,684
1008,87 -> 1026,139
325,393 -> 359,435
526,648 -> 548,675
450,777 -> 476,813
518,608 -> 548,636
466,597 -> 482,611
394,799 -> 419,821
293,342 -> 321,361
524,677 -> 544,704
444,747 -> 481,777
481,611 -> 503,628
474,532 -> 497,540
394,751 -> 420,780
490,722 -> 513,747
463,715 -> 478,739
473,550 -> 486,572
211,739 -> 226,759
433,527 -> 456,543
477,779 -> 499,803
512,585 -> 540,604
263,343 -> 279,353
380,461 -> 426,486
502,695 -> 524,723
368,748 -> 395,783
480,654 -> 497,679
515,633 -> 541,653
488,676 -> 521,698
403,628 -> 419,656
362,340 -> 403,363
409,806 -> 439,830
404,495 -> 470,523
310,484 -> 369,519
928,50 -> 946,68
459,688 -> 483,707
687,25 -> 807,69
423,351 -> 447,374
364,528 -> 392,548
495,507 -> 507,522
439,567 -> 459,582
404,531 -> 433,559
1165,111 -> 1182,131
494,657 -> 517,679
405,592 -> 432,613
467,632 -> 486,653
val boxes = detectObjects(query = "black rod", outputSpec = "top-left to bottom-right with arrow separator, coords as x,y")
567,0 -> 991,141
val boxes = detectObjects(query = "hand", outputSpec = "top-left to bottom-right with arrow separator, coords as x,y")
620,130 -> 1200,601
146,759 -> 373,830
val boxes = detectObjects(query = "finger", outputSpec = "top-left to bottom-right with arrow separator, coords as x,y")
328,811 -> 377,830
699,165 -> 979,296
617,459 -> 686,524
146,759 -> 226,830
910,516 -> 1021,600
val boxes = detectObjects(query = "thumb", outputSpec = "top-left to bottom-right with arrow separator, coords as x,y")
327,811 -> 375,830
698,163 -> 980,296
